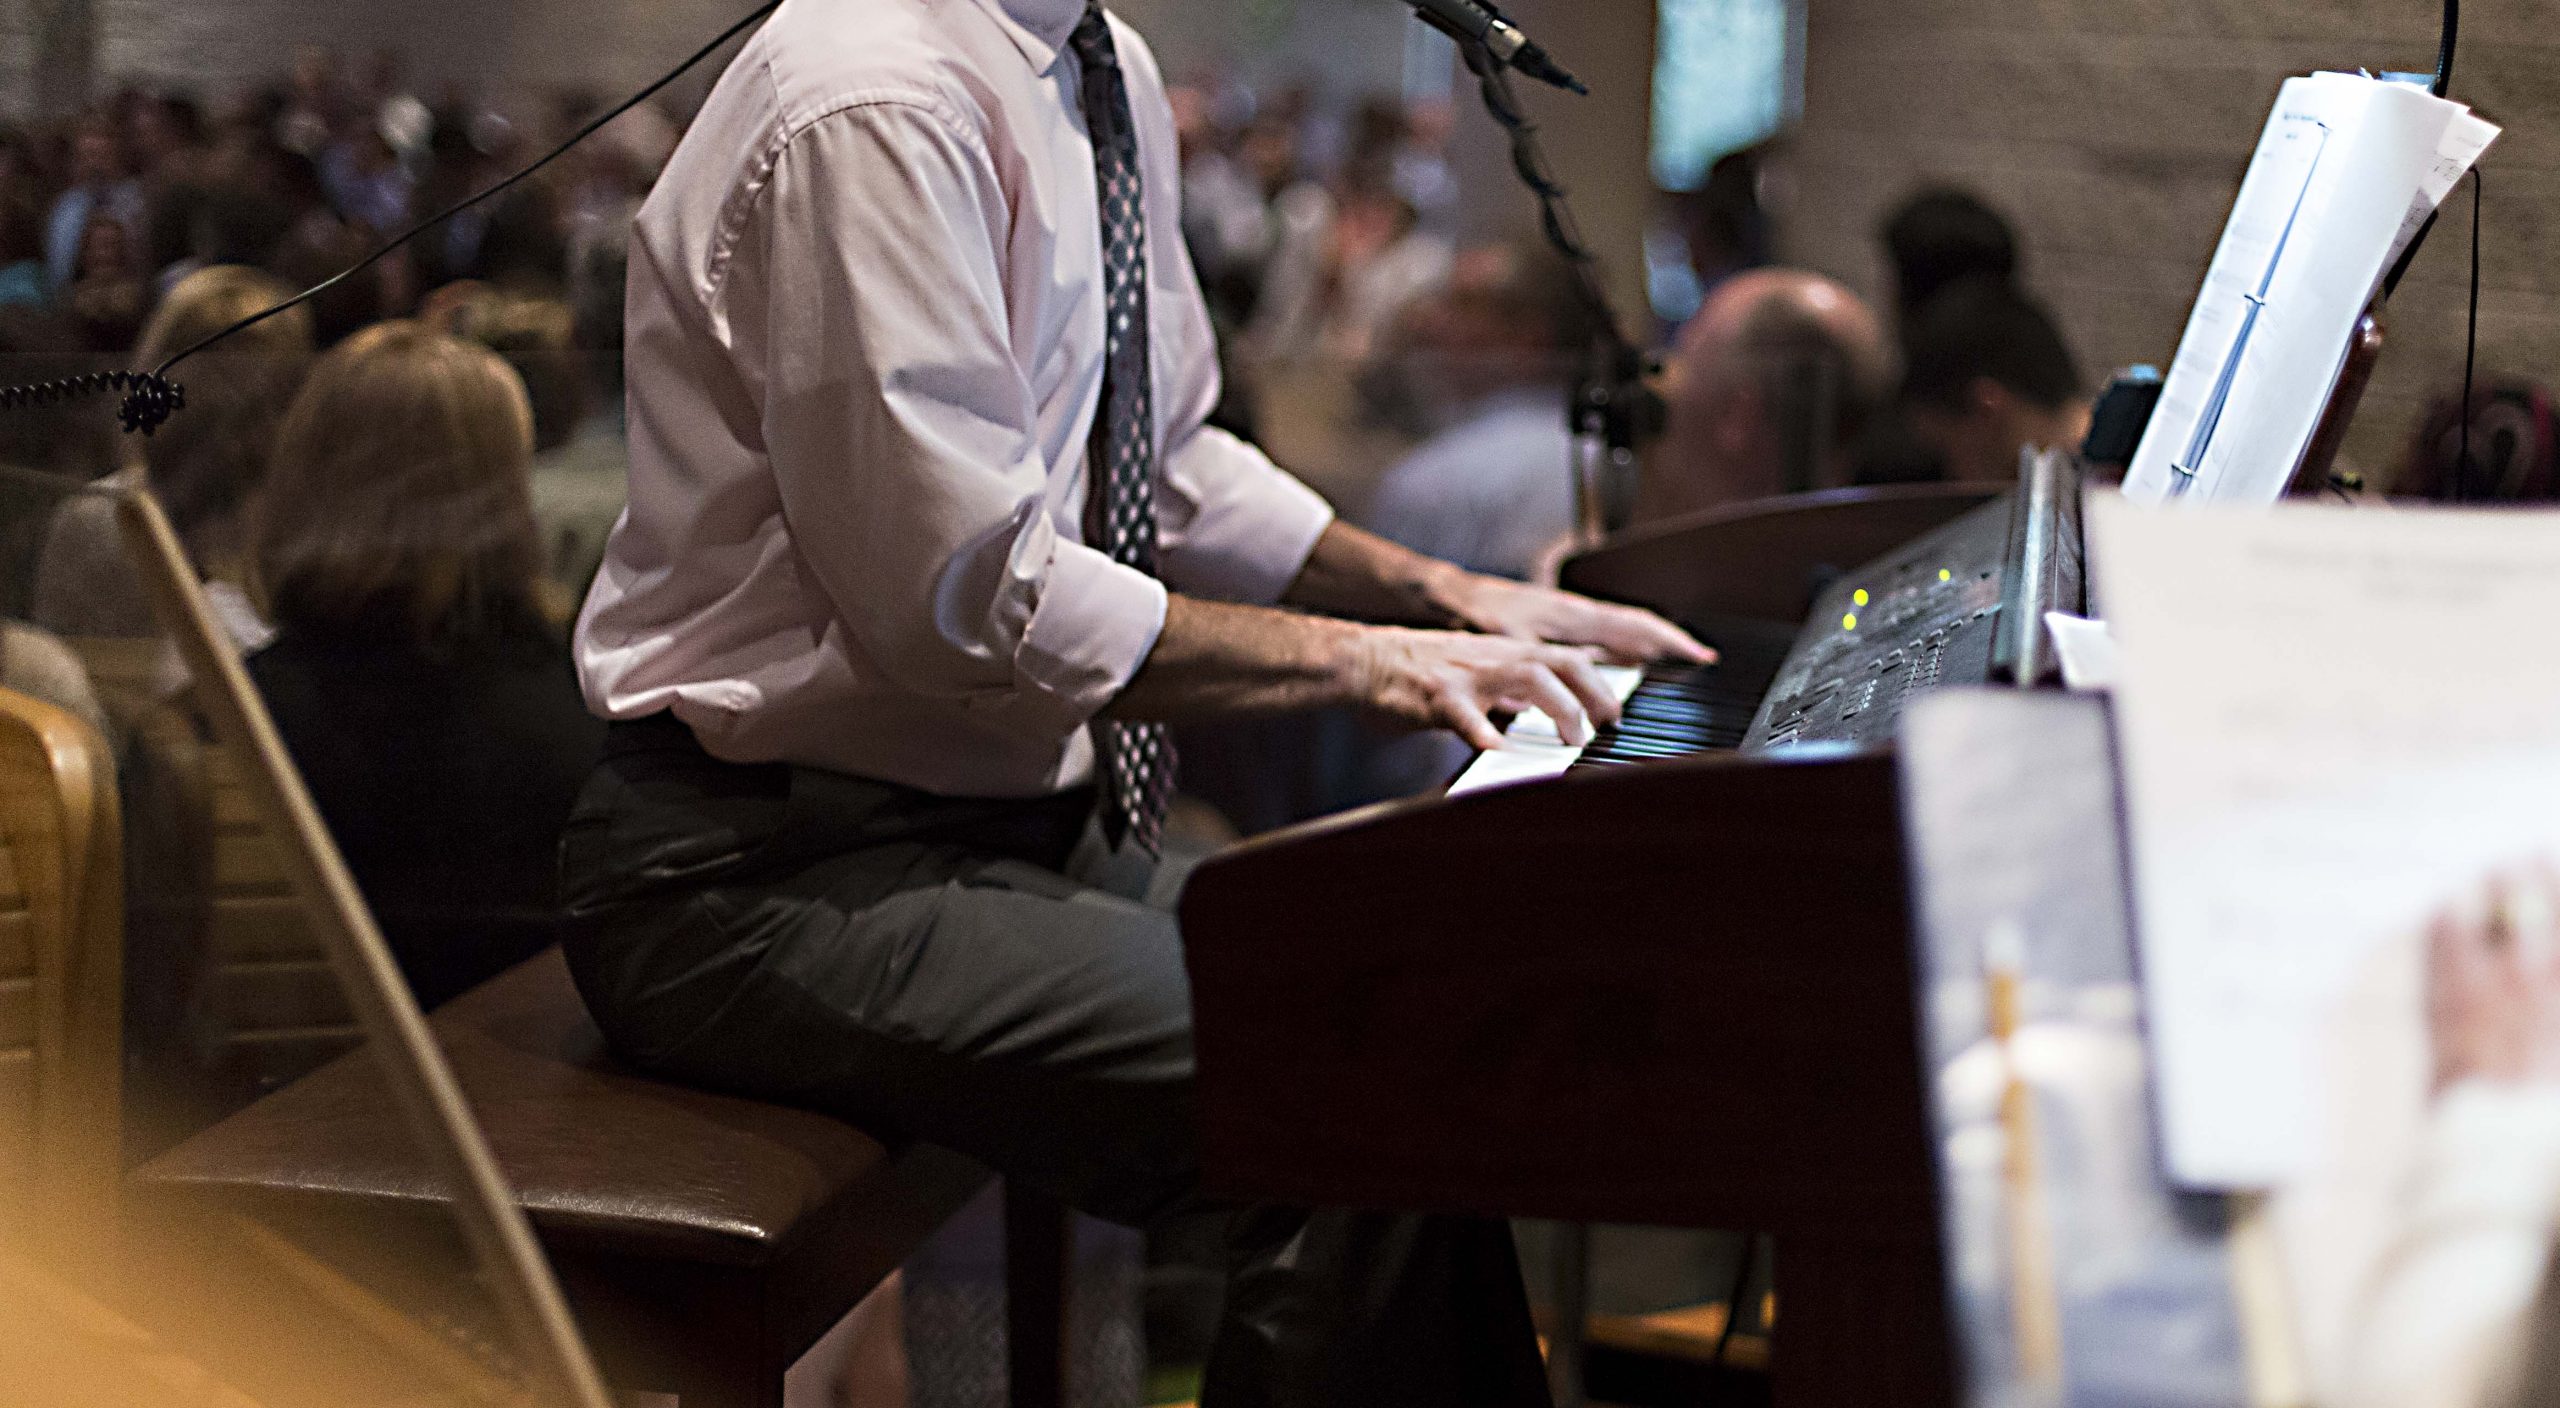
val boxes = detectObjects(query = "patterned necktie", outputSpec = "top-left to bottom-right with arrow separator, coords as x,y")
1069,3 -> 1176,856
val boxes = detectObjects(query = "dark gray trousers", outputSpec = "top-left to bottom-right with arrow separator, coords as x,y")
558,716 -> 1551,1407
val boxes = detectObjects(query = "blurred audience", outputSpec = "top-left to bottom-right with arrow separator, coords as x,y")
64,209 -> 149,350
1253,171 -> 1451,366
1880,185 -> 2019,329
0,189 -> 46,306
426,281 -> 627,595
1882,276 -> 2088,485
1651,141 -> 1780,330
0,619 -> 108,738
1362,242 -> 1600,579
243,322 -> 601,1009
32,264 -> 315,640
0,307 -> 118,615
45,122 -> 144,294
0,47 -> 688,362
1639,268 -> 1894,523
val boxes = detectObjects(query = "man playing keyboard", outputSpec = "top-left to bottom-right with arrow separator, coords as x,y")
559,0 -> 1703,1402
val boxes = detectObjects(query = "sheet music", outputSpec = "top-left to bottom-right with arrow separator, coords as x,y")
2387,111 -> 2499,269
2123,76 -> 2495,506
2091,496 -> 2560,1189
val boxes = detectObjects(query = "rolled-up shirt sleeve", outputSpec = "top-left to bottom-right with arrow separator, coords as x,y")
1157,421 -> 1334,604
755,99 -> 1166,735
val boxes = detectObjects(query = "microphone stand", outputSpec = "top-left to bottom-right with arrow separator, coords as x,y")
1455,31 -> 1664,545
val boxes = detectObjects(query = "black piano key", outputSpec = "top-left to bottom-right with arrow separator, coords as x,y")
1546,645 -> 1792,778
1582,730 -> 1718,761
1544,631 -> 1797,774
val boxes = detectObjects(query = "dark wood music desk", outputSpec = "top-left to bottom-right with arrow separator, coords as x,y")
1180,484 -> 2006,1408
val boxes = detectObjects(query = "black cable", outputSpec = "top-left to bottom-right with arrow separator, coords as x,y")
1457,39 -> 1630,359
2380,0 -> 2463,301
2457,165 -> 2481,502
0,369 -> 184,436
0,1 -> 780,437
2434,0 -> 2460,97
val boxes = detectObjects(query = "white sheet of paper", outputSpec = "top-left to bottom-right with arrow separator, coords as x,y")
2092,495 -> 2560,1189
2123,76 -> 2489,506
2043,612 -> 2120,692
2386,110 -> 2499,269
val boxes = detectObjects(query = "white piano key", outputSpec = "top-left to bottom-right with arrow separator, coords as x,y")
1445,665 -> 1647,796
1447,737 -> 1583,796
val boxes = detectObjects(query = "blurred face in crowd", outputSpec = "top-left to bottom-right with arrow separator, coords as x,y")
1240,120 -> 1299,195
75,214 -> 135,282
70,128 -> 123,187
1167,85 -> 1215,162
1644,269 -> 1893,521
129,102 -> 186,167
1393,245 -> 1581,411
1330,187 -> 1417,267
1405,99 -> 1455,155
291,46 -> 338,105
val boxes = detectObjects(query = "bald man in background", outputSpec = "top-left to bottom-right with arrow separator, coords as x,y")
1637,269 -> 1895,524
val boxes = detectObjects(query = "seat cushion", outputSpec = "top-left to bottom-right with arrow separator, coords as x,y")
135,948 -> 935,1267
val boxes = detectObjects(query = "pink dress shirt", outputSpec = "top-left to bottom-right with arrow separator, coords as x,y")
575,0 -> 1335,797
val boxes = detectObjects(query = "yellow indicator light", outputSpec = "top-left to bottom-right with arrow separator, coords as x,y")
1852,589 -> 1871,607
1938,569 -> 1953,583
1842,612 -> 1859,631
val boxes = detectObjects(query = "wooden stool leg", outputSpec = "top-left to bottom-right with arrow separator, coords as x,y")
1004,1182 -> 1070,1408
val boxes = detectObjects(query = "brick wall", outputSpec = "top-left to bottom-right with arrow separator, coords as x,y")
1784,0 -> 2547,484
25,0 -> 1413,120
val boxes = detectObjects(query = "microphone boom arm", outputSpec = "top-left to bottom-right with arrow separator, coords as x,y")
1455,33 -> 1663,536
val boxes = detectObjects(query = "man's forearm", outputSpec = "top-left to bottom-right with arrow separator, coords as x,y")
1280,520 -> 1472,627
1104,595 -> 1368,723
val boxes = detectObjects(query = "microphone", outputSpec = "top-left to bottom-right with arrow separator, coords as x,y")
1403,0 -> 1587,94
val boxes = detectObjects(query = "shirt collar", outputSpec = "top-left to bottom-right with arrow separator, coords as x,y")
967,0 -> 1088,75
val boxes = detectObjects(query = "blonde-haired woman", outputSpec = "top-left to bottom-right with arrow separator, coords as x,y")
31,263 -> 315,641
246,322 -> 602,1008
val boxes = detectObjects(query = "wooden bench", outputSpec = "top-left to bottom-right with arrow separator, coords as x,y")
0,687 -> 122,1262
135,947 -> 1074,1408
100,485 -> 1076,1406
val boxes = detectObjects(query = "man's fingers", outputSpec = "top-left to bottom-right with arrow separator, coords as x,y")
1445,698 -> 1508,752
1519,666 -> 1593,747
1580,603 -> 1713,666
1544,648 -> 1621,730
1639,611 -> 1715,665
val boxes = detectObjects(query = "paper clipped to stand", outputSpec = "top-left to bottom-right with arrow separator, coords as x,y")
2092,495 -> 2560,1189
2122,75 -> 2497,506
2042,612 -> 2119,693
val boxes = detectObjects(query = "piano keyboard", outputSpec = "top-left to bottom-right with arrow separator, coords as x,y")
1447,632 -> 1793,797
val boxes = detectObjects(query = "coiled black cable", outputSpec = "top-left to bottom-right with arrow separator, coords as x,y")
0,0 -> 779,439
0,369 -> 186,436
